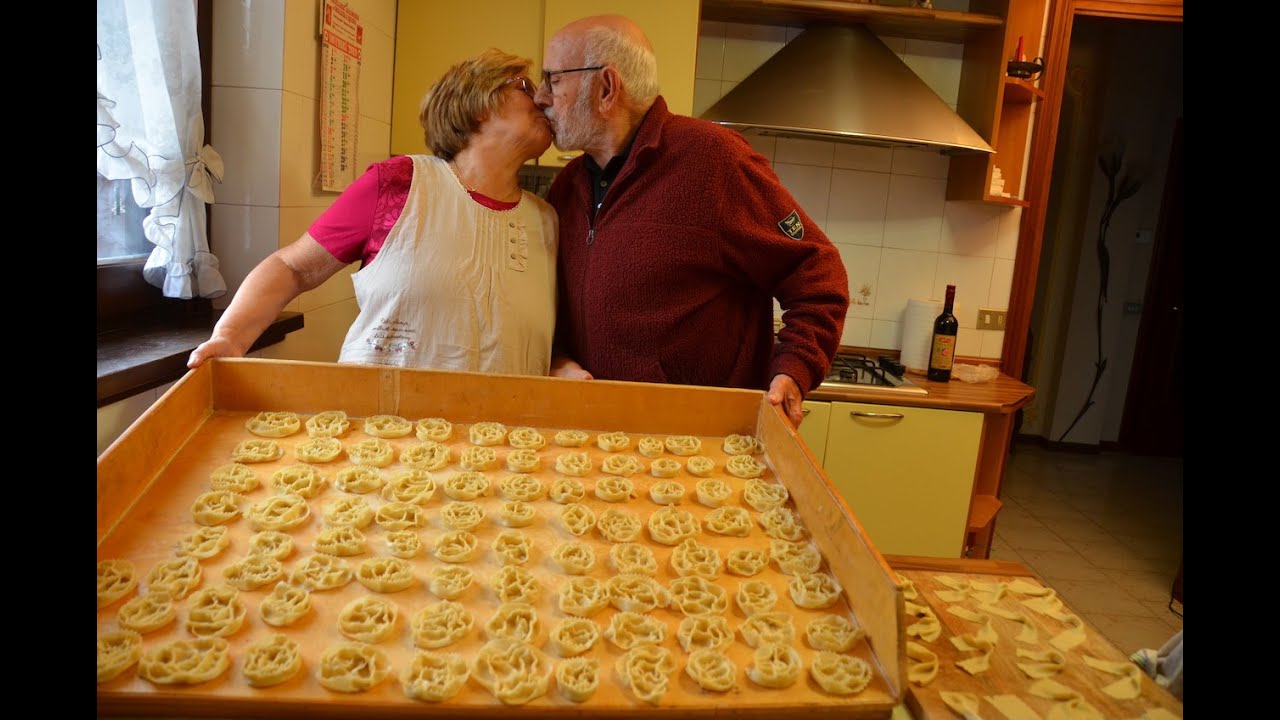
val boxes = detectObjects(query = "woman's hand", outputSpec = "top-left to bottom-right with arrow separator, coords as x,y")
188,336 -> 245,368
550,355 -> 593,380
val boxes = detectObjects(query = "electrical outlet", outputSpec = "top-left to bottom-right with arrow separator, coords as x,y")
977,308 -> 1007,330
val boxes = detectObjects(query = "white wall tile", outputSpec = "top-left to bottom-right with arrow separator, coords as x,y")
891,147 -> 951,179
870,320 -> 903,350
935,254 -> 995,329
249,297 -> 361,363
874,248 -> 938,321
358,26 -> 396,125
996,206 -> 1022,259
841,318 -> 872,347
827,169 -> 889,247
211,86 -> 283,206
212,0 -> 285,90
980,330 -> 1006,359
900,39 -> 964,107
834,144 -> 894,173
722,23 -> 786,82
277,205 -> 357,312
719,80 -> 739,100
773,163 -> 832,227
834,244 -> 882,319
278,205 -> 315,250
956,327 -> 983,356
696,22 -> 726,80
279,91 -> 331,208
282,0 -> 319,99
741,132 -> 776,161
883,175 -> 946,251
356,118 -> 392,180
97,391 -> 158,456
296,265 -> 358,312
989,258 -> 1016,308
775,138 -> 834,167
940,201 -> 1001,256
785,26 -> 805,43
693,79 -> 721,117
211,204 -> 281,311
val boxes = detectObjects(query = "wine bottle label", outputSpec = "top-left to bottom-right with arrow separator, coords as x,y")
929,335 -> 955,371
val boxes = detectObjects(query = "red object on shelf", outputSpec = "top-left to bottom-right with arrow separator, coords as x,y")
1014,35 -> 1026,62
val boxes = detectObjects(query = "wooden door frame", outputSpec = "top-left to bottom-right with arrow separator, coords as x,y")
999,0 -> 1182,379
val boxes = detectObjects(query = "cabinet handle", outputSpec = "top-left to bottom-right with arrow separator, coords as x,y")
802,409 -> 811,416
558,154 -> 577,161
850,411 -> 904,419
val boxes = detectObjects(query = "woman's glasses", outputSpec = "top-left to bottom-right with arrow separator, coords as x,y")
505,76 -> 536,98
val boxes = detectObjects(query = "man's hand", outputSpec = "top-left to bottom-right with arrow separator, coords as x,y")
767,373 -> 804,427
550,355 -> 594,380
187,336 -> 244,368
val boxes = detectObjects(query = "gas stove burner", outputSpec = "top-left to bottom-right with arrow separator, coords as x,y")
819,352 -> 928,395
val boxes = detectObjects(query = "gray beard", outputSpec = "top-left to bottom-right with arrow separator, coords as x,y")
547,82 -> 596,151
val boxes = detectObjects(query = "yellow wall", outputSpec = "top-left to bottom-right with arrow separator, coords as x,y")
390,1 -> 547,157
271,0 -> 398,362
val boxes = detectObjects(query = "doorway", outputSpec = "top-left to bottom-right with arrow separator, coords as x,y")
1019,16 -> 1183,454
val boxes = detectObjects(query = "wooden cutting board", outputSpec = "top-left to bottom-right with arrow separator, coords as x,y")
887,558 -> 1181,719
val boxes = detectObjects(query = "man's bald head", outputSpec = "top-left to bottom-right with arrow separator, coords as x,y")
553,15 -> 653,53
548,15 -> 660,108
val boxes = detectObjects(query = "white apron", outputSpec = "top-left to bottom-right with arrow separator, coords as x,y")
338,155 -> 558,375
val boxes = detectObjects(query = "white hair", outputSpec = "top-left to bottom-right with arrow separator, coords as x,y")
581,25 -> 660,106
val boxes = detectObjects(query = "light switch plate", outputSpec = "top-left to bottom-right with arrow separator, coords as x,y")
977,308 -> 1006,330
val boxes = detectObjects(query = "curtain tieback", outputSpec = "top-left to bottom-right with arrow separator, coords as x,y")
187,144 -> 224,204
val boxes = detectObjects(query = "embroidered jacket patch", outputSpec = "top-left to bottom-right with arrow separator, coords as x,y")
778,210 -> 804,240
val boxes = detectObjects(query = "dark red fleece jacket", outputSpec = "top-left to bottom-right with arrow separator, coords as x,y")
547,97 -> 849,394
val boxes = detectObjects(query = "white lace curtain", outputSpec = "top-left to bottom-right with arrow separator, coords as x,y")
97,0 -> 226,299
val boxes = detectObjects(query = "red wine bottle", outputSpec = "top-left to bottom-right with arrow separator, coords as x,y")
927,285 -> 958,382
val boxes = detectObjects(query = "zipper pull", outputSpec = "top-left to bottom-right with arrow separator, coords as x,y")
587,226 -> 595,246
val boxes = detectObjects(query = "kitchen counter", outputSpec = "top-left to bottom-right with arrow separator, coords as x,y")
809,369 -> 1035,414
803,358 -> 1035,558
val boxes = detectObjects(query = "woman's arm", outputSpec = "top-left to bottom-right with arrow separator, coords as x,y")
187,233 -> 347,367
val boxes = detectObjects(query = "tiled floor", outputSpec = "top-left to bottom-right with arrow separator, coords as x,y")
988,441 -> 1183,656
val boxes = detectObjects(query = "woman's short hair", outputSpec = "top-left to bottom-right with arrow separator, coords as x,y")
420,49 -> 531,160
582,25 -> 660,106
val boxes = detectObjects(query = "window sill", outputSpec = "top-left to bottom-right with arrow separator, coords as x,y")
96,311 -> 304,408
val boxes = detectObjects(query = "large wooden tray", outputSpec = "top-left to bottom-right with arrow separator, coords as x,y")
97,359 -> 905,718
887,558 -> 1182,719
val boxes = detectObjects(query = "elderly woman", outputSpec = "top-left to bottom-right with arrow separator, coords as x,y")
189,49 -> 557,374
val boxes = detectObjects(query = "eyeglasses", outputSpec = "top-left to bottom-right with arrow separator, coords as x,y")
539,65 -> 605,91
504,76 -> 536,98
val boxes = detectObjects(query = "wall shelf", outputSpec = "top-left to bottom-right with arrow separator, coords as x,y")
946,0 -> 1049,207
1003,76 -> 1045,104
701,0 -> 1004,43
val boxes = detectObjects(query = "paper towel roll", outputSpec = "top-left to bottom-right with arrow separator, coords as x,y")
901,298 -> 943,374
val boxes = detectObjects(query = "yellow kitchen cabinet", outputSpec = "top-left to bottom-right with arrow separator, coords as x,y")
823,401 -> 982,558
390,1 -> 546,157
537,0 -> 700,167
797,400 -> 831,465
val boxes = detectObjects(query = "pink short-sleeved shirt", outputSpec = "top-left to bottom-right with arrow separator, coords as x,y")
309,155 -> 519,266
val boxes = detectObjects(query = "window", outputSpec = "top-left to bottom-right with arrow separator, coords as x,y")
96,175 -> 152,265
97,0 -> 213,327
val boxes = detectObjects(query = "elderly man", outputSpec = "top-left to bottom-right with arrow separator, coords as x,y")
535,15 -> 849,426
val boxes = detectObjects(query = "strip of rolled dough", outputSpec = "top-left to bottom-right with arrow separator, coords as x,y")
1081,654 -> 1142,700
941,691 -> 984,720
984,694 -> 1043,720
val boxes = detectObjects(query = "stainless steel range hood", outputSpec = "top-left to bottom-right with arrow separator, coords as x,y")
700,25 -> 992,155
